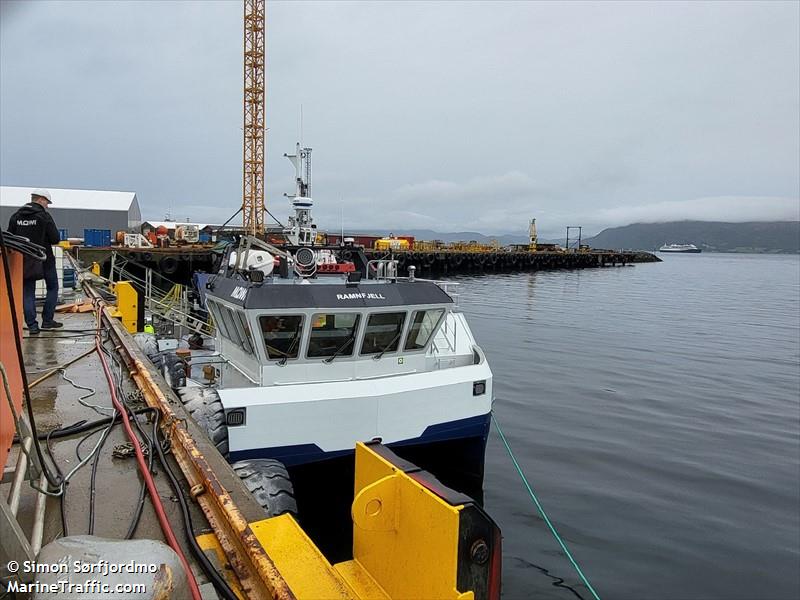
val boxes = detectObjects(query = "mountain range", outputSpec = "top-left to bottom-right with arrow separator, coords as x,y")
585,221 -> 800,253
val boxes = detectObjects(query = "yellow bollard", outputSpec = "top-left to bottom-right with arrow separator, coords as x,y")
109,281 -> 138,333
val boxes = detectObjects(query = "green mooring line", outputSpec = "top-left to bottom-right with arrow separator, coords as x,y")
493,415 -> 601,600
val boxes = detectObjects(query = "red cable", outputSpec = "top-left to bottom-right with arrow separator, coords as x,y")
94,324 -> 202,600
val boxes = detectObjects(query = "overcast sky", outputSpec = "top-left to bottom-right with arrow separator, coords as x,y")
1,0 -> 798,237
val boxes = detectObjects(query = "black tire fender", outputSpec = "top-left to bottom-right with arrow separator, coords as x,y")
164,353 -> 186,388
160,256 -> 179,275
233,459 -> 298,517
176,387 -> 229,457
132,333 -> 163,371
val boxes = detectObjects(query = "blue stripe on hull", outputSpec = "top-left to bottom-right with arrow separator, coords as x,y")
228,412 -> 492,467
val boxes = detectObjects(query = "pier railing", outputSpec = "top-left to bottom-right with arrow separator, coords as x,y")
109,252 -> 212,336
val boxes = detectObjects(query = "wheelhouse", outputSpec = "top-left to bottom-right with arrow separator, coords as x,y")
206,297 -> 448,364
203,275 -> 460,387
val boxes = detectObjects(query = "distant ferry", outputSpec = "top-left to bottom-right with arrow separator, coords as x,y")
659,243 -> 701,253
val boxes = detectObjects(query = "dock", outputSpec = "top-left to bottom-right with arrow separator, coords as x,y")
74,246 -> 660,290
1,308 -> 275,598
365,249 -> 660,275
1,248 -> 502,599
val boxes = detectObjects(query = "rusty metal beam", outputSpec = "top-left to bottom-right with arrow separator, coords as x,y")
80,277 -> 295,600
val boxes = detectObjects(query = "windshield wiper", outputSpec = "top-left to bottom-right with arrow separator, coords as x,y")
323,336 -> 355,364
373,331 -> 402,360
277,327 -> 302,366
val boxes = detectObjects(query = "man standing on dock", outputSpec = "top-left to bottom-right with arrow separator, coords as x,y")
7,189 -> 62,334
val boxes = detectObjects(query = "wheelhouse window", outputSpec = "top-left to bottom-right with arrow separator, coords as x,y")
232,309 -> 255,354
221,308 -> 242,346
260,315 -> 304,360
361,312 -> 406,355
207,300 -> 230,339
404,308 -> 445,350
307,313 -> 360,358
208,300 -> 256,355
230,309 -> 252,351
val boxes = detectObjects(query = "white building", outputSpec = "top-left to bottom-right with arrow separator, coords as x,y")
0,186 -> 142,238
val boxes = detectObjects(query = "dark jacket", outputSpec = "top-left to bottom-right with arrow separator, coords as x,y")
8,202 -> 60,280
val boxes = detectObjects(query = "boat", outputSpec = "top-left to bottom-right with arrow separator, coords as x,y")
659,243 -> 701,253
155,143 -> 494,558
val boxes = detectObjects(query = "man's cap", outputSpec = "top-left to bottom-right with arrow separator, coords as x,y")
31,189 -> 52,204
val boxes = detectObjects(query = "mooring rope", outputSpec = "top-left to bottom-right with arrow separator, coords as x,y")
493,414 -> 601,600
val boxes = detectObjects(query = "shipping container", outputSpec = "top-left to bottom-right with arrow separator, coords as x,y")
84,228 -> 112,247
325,233 -> 383,248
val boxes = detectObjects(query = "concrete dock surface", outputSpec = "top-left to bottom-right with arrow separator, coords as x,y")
2,306 -> 233,597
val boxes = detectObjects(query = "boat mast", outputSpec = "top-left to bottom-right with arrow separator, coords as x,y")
283,142 -> 315,245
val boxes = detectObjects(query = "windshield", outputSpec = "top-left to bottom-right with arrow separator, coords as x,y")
307,313 -> 360,358
404,308 -> 445,350
361,312 -> 406,355
260,315 -> 304,360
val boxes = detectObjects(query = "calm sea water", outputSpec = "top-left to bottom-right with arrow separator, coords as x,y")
454,253 -> 800,600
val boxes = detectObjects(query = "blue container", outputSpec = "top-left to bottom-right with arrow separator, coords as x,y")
199,231 -> 211,243
58,228 -> 68,241
84,228 -> 111,247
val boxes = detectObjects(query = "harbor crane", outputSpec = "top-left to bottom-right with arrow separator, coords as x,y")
242,0 -> 266,235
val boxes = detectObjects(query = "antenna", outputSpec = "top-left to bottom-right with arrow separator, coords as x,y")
340,198 -> 344,243
282,141 -> 314,246
300,104 -> 304,147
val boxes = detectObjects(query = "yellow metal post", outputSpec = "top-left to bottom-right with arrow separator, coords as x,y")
196,441 -> 498,599
110,281 -> 138,333
340,442 -> 473,600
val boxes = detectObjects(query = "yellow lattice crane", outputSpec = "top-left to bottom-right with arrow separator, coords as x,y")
242,0 -> 266,235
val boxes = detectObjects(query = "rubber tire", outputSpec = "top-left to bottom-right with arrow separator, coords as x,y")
164,353 -> 186,388
160,256 -> 179,275
176,387 -> 229,458
233,459 -> 298,518
132,333 -> 163,371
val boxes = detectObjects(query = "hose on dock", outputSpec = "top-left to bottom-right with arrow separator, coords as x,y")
147,406 -> 240,600
0,227 -> 65,490
493,414 -> 602,600
45,426 -> 70,538
97,333 -> 239,600
94,313 -> 203,600
27,347 -> 97,388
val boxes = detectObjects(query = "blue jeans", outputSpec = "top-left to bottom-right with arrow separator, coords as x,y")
23,259 -> 58,327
